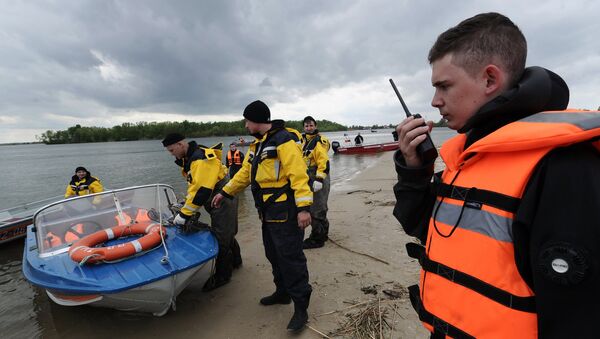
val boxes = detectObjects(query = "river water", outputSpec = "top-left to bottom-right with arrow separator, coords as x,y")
0,128 -> 454,338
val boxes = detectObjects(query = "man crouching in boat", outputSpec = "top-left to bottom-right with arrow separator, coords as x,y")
162,133 -> 242,291
65,166 -> 103,198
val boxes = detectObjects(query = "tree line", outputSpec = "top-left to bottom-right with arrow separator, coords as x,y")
37,119 -> 348,144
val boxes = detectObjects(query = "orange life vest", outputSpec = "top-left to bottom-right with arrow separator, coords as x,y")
227,150 -> 243,166
115,209 -> 152,226
45,224 -> 86,248
411,110 -> 600,338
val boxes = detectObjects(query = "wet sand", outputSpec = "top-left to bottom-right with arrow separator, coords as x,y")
159,151 -> 428,338
23,152 -> 429,339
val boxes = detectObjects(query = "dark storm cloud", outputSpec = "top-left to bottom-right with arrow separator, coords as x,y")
0,0 -> 599,142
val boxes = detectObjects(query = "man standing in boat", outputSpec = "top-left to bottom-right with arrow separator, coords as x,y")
354,132 -> 364,145
162,133 -> 242,291
211,100 -> 313,332
394,12 -> 600,338
64,166 -> 103,198
226,142 -> 244,179
301,116 -> 331,249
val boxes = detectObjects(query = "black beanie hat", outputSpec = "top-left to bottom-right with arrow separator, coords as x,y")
75,166 -> 88,173
303,116 -> 317,125
162,133 -> 185,147
243,100 -> 271,123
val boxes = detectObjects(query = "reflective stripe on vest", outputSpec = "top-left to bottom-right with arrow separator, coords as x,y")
417,110 -> 600,338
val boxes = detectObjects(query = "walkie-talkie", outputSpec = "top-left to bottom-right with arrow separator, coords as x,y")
389,79 -> 438,163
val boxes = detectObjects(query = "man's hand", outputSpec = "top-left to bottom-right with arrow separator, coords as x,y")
312,180 -> 323,192
173,213 -> 189,226
211,193 -> 224,208
396,116 -> 434,167
297,211 -> 311,230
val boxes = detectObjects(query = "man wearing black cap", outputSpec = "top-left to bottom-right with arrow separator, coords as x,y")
162,133 -> 241,291
212,100 -> 313,332
301,116 -> 331,249
65,166 -> 104,198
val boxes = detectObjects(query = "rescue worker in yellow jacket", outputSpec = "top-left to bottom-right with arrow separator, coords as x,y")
394,12 -> 600,338
162,133 -> 241,291
300,116 -> 331,249
226,142 -> 245,178
212,100 -> 313,332
64,166 -> 103,198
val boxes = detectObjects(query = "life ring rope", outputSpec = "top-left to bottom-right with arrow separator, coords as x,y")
68,221 -> 165,265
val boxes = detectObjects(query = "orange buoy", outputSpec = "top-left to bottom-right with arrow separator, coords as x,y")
69,221 -> 165,264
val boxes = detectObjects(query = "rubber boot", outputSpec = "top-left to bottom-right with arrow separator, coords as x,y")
259,292 -> 292,306
287,304 -> 308,332
303,238 -> 324,249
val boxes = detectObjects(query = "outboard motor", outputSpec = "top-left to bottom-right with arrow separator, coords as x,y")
331,141 -> 340,153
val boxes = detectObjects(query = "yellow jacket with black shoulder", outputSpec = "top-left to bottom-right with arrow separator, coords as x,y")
301,132 -> 330,180
65,175 -> 103,198
286,127 -> 303,150
223,120 -> 312,217
175,141 -> 227,217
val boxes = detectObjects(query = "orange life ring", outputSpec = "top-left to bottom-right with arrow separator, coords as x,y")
69,221 -> 165,264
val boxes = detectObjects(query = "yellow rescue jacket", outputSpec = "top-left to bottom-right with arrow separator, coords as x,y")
223,121 -> 312,221
65,175 -> 103,198
410,110 -> 600,338
301,132 -> 330,180
175,141 -> 227,217
286,127 -> 303,149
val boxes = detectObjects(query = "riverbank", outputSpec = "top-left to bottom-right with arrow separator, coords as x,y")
21,151 -> 429,338
158,151 -> 428,338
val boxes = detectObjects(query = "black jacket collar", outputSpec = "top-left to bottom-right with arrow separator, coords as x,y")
462,66 -> 569,149
174,141 -> 198,167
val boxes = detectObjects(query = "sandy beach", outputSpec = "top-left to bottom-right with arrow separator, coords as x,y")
30,152 -> 429,339
167,151 -> 429,338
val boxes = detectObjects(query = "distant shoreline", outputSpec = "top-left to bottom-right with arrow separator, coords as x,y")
0,142 -> 43,146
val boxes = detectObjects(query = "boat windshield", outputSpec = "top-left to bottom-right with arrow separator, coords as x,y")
33,184 -> 177,257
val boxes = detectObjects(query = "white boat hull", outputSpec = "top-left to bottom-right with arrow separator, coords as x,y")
46,258 -> 214,316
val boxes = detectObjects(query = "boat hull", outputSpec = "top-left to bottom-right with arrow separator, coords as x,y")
234,141 -> 252,147
0,218 -> 31,244
334,142 -> 399,154
45,259 -> 214,316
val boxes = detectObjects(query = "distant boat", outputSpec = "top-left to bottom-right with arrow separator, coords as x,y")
22,184 -> 217,316
0,195 -> 63,245
234,140 -> 252,147
370,129 -> 377,133
331,141 -> 399,154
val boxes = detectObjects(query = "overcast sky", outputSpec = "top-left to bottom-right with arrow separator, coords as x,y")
1,0 -> 598,143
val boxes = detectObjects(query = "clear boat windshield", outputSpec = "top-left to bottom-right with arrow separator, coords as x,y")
33,184 -> 177,257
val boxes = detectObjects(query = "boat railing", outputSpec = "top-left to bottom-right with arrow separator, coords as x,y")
0,194 -> 64,226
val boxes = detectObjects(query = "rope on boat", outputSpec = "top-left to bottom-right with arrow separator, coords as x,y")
156,185 -> 170,265
79,253 -> 101,266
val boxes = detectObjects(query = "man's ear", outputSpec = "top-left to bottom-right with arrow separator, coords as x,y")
483,64 -> 505,95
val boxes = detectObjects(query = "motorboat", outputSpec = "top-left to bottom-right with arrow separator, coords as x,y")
331,141 -> 399,154
22,184 -> 217,316
234,140 -> 252,147
0,195 -> 63,245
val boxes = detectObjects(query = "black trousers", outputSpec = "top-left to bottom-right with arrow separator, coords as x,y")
262,216 -> 312,309
205,180 -> 240,282
308,175 -> 330,242
229,165 -> 242,179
